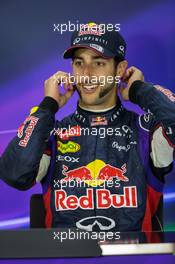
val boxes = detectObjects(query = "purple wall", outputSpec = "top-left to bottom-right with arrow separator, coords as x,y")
0,0 -> 175,231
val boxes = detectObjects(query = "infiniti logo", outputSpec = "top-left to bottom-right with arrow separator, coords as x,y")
76,216 -> 116,231
73,37 -> 81,44
119,45 -> 124,52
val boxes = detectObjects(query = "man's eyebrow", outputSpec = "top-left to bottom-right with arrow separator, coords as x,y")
72,56 -> 83,60
72,55 -> 106,60
91,56 -> 106,60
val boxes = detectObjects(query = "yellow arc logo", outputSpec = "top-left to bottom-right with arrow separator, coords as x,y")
85,159 -> 106,187
88,22 -> 97,27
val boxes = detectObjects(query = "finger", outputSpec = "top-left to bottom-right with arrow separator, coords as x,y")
122,67 -> 135,82
64,78 -> 72,90
64,87 -> 75,100
59,91 -> 73,107
127,66 -> 137,73
64,76 -> 76,90
52,73 -> 63,85
55,72 -> 69,86
64,80 -> 69,90
122,71 -> 131,82
67,82 -> 74,90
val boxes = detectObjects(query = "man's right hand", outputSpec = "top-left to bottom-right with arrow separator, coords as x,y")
44,71 -> 75,108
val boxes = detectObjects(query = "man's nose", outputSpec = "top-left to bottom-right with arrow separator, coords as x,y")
82,64 -> 92,77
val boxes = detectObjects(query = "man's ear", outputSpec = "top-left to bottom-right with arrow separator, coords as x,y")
116,60 -> 128,79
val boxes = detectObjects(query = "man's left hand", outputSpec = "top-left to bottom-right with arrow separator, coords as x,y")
120,66 -> 144,100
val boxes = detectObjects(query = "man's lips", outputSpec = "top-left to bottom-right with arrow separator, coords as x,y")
80,84 -> 99,94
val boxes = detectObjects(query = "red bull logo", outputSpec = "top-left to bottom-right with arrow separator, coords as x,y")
90,116 -> 108,126
155,85 -> 175,103
78,22 -> 103,36
55,187 -> 137,210
18,116 -> 32,138
61,159 -> 128,187
18,116 -> 39,147
56,160 -> 137,211
93,116 -> 106,122
17,123 -> 25,138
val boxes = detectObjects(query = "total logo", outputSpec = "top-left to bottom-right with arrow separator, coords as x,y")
61,159 -> 128,187
57,141 -> 80,154
55,187 -> 137,211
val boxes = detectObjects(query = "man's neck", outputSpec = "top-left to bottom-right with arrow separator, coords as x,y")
79,104 -> 116,113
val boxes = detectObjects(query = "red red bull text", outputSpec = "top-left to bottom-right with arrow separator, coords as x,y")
55,187 -> 137,210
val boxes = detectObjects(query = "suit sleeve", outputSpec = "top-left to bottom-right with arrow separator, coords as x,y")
0,96 -> 58,190
129,81 -> 175,176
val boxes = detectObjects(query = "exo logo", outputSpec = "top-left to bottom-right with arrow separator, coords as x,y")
56,155 -> 79,163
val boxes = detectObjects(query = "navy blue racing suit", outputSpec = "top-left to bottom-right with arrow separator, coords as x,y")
1,81 -> 175,231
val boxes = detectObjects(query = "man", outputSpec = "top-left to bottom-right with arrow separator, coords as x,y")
1,22 -> 175,232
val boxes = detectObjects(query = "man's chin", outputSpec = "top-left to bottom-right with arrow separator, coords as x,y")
79,96 -> 100,107
79,91 -> 99,104
80,100 -> 98,107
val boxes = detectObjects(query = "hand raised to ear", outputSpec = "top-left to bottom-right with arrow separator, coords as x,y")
120,66 -> 144,101
44,71 -> 76,109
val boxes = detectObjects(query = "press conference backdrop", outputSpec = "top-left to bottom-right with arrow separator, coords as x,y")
0,0 -> 175,232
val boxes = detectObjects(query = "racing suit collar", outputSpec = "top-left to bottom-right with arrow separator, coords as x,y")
74,97 -> 124,126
